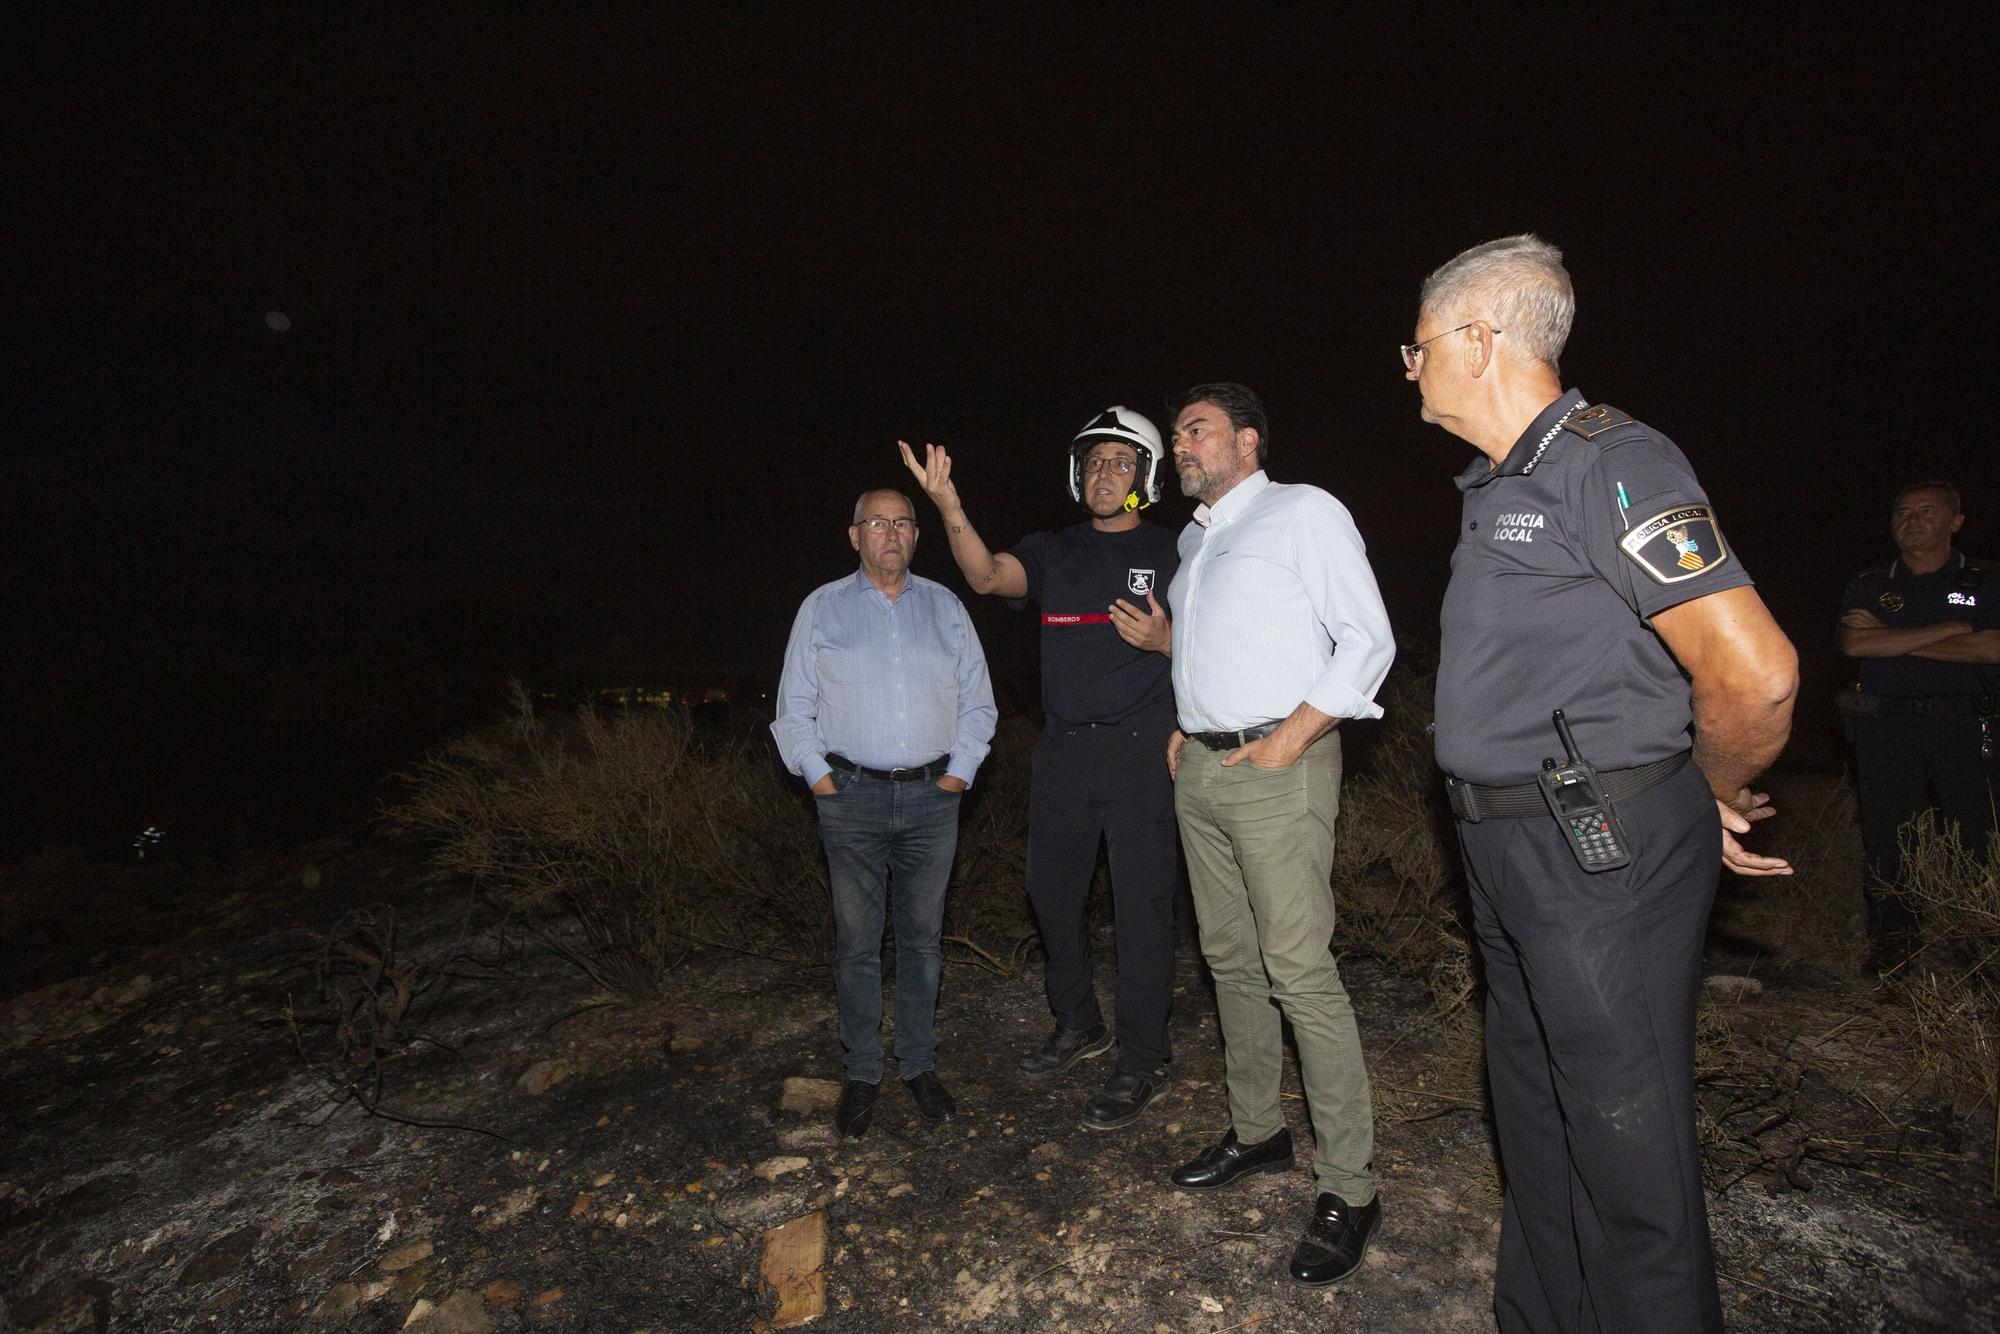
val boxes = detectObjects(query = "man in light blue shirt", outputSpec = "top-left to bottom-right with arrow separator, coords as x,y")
772,487 -> 997,1138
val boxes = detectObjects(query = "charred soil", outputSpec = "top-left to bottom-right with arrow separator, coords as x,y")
3,786 -> 1998,1332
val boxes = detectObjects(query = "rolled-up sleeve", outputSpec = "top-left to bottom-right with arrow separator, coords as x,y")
770,590 -> 832,787
944,596 -> 997,786
1297,494 -> 1395,721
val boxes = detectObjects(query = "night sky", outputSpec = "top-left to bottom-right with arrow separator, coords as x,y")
8,11 -> 1995,852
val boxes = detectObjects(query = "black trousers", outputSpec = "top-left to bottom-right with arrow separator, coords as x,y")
1456,760 -> 1723,1334
1853,713 -> 1996,934
1024,703 -> 1182,1073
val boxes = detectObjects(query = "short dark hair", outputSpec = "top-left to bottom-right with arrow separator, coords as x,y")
1165,382 -> 1269,468
1894,480 -> 1962,514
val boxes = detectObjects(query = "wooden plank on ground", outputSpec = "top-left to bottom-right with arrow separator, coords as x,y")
759,1208 -> 826,1328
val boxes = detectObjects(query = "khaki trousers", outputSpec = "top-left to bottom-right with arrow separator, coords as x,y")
1174,730 -> 1375,1203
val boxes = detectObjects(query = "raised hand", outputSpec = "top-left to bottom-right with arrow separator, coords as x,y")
897,439 -> 963,514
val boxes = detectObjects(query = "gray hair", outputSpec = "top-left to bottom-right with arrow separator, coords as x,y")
852,488 -> 917,525
1420,234 -> 1575,370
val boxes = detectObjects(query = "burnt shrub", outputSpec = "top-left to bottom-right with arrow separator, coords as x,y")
384,685 -> 829,995
1333,657 -> 1472,1016
1886,814 -> 1999,1153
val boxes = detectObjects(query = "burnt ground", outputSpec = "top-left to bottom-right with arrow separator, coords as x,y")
3,776 -> 1999,1333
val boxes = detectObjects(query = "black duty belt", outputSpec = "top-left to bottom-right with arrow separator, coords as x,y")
1444,751 -> 1690,822
1870,694 -> 1991,719
826,753 -> 951,782
1188,722 -> 1279,751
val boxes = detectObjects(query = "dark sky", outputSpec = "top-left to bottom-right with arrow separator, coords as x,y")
6,10 -> 1995,848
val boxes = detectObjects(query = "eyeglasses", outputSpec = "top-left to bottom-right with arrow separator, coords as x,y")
857,516 -> 916,533
1399,322 -> 1502,371
1082,456 -> 1136,477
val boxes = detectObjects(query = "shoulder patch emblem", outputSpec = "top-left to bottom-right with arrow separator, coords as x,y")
1563,404 -> 1634,440
1618,505 -> 1732,585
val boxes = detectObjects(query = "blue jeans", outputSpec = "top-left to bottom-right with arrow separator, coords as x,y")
815,769 -> 961,1083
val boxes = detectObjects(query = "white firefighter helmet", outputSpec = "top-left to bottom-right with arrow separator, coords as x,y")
1068,406 -> 1165,511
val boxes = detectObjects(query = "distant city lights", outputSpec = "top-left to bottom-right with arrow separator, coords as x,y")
133,826 -> 165,859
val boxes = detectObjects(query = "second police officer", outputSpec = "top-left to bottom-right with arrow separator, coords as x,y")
1839,481 -> 2000,968
900,408 -> 1183,1129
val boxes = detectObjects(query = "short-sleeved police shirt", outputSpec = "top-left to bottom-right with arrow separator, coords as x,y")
1840,551 -> 2000,698
1007,521 -> 1179,726
1434,391 -> 1755,786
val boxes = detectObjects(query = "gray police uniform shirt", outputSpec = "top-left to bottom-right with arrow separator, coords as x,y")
1434,391 -> 1755,787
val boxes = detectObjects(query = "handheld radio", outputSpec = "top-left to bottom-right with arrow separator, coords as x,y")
1538,710 -> 1632,871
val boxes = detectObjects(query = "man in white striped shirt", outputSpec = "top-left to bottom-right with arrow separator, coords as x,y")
1160,383 -> 1394,1289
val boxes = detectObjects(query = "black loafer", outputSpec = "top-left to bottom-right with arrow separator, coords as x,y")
1289,1191 -> 1381,1286
1170,1128 -> 1294,1191
903,1070 -> 956,1122
834,1079 -> 878,1139
1017,1023 -> 1113,1078
1081,1066 -> 1172,1130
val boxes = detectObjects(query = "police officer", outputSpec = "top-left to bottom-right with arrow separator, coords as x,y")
1839,481 -> 2000,964
1409,235 -> 1798,1332
899,409 -> 1183,1130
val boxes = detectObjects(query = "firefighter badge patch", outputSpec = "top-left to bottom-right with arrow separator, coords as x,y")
1127,569 -> 1155,596
1618,505 -> 1732,585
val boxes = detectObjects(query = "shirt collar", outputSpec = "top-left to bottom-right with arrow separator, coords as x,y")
1455,389 -> 1588,492
849,567 -> 914,601
1888,550 -> 1964,579
1193,469 -> 1270,527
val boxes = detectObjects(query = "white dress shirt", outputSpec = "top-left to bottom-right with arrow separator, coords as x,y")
1166,471 -> 1394,733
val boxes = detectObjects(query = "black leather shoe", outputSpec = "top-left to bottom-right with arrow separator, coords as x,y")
903,1070 -> 955,1122
1289,1191 -> 1381,1286
834,1079 -> 878,1139
1081,1066 -> 1172,1130
1170,1128 -> 1294,1191
1017,1022 -> 1113,1078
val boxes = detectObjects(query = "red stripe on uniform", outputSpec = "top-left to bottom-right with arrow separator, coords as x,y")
1042,613 -> 1113,625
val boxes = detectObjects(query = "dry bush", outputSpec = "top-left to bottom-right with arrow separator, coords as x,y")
940,714 -> 1038,973
1884,812 -> 1999,1187
668,726 -> 834,965
383,686 -> 1042,992
1334,657 -> 1473,1016
383,684 -> 710,996
283,901 -> 517,1138
1707,771 -> 1867,974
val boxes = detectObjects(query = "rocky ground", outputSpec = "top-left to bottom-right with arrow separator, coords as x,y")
3,790 -> 1998,1332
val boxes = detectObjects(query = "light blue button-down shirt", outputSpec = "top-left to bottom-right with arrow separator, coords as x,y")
771,569 -> 997,788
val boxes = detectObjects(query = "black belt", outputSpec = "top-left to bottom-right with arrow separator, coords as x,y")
1188,722 -> 1279,751
826,753 -> 951,782
1873,694 -> 1991,719
1444,751 -> 1690,822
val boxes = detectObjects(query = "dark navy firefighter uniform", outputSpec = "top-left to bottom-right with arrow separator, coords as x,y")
1840,551 -> 2000,929
1434,394 -> 1752,1333
1007,522 -> 1183,1074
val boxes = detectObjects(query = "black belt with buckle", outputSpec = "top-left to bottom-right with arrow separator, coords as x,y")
826,753 -> 951,782
1875,694 -> 1991,719
1188,722 -> 1279,751
1444,751 -> 1690,822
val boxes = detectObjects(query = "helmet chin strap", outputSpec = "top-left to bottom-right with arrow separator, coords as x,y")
1123,490 -> 1143,513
